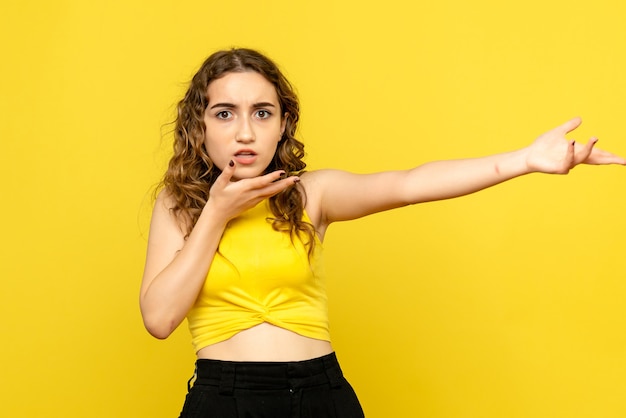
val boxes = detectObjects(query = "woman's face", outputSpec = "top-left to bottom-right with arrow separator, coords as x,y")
204,71 -> 286,181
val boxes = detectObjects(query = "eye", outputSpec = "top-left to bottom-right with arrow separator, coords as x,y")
255,110 -> 271,119
215,110 -> 232,120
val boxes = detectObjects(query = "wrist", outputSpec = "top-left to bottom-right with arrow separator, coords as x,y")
495,148 -> 534,179
517,146 -> 537,175
199,199 -> 231,229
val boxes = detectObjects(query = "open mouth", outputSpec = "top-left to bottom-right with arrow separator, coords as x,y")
233,150 -> 257,164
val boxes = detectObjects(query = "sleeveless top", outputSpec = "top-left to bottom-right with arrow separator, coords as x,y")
187,200 -> 330,353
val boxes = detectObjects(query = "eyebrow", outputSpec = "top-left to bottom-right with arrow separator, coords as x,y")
209,102 -> 277,110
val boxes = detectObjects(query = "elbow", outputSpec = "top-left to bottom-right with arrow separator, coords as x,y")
144,322 -> 173,340
140,308 -> 179,340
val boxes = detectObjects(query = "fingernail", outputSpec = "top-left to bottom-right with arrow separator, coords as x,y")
229,160 -> 234,167
293,177 -> 300,183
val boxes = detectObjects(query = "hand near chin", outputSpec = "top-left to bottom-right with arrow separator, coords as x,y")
205,161 -> 299,221
525,117 -> 626,174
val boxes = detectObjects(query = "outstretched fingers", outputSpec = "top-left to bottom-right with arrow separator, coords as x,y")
573,137 -> 599,166
557,116 -> 583,135
247,169 -> 287,190
254,172 -> 301,198
583,140 -> 626,165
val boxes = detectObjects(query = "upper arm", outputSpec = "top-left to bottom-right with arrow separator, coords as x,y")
140,190 -> 186,300
301,169 -> 413,228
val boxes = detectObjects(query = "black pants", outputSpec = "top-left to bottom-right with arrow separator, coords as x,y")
179,352 -> 364,418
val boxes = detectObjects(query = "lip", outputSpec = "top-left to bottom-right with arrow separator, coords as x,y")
233,148 -> 258,165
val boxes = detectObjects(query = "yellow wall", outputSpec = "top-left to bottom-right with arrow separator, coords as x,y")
2,1 -> 625,417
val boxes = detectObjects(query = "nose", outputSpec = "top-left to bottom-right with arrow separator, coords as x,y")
235,115 -> 255,143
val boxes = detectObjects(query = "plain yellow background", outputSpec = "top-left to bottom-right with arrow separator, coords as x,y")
1,1 -> 625,417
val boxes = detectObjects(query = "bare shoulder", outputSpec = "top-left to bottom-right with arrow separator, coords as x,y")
154,187 -> 176,211
147,188 -> 187,250
298,169 -> 350,236
152,188 -> 170,214
300,168 -> 412,227
299,170 -> 336,235
299,169 -> 345,192
152,189 -> 188,232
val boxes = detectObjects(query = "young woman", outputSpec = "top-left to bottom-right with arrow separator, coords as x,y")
140,48 -> 625,418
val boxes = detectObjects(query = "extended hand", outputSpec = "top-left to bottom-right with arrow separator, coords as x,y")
525,117 -> 626,174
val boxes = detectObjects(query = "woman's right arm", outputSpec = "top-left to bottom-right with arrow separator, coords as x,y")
139,162 -> 300,339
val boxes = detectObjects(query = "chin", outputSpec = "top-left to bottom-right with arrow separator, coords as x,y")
233,168 -> 265,180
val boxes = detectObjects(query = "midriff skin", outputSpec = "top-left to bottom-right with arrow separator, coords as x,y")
196,322 -> 333,362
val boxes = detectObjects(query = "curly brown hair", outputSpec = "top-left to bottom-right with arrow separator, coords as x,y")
161,48 -> 316,254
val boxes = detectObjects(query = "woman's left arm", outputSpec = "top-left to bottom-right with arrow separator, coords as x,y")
306,117 -> 625,227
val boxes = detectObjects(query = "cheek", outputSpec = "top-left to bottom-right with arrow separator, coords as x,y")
202,137 -> 225,165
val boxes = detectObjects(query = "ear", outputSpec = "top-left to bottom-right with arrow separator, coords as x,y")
280,112 -> 288,139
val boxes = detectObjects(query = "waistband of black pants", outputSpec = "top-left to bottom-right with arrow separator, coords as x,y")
191,352 -> 344,394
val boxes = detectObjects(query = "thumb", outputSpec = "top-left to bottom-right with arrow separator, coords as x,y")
558,116 -> 582,135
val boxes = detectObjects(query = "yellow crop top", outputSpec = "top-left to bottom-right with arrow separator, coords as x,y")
186,200 -> 329,353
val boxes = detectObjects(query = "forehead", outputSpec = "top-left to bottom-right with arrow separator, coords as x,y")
206,71 -> 279,105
